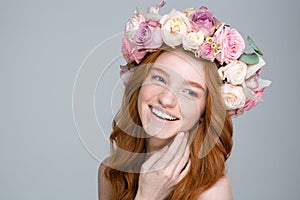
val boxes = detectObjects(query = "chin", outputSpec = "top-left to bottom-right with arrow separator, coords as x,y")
143,121 -> 184,140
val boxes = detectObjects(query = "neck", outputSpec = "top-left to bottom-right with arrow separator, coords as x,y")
145,135 -> 174,153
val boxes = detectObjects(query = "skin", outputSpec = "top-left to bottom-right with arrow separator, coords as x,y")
138,50 -> 207,152
98,50 -> 233,200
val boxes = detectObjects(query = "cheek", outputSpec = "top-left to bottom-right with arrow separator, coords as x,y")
138,84 -> 162,116
138,84 -> 166,132
180,98 -> 206,128
183,102 -> 201,119
138,84 -> 162,104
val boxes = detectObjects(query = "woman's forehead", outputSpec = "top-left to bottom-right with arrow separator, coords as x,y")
153,50 -> 206,85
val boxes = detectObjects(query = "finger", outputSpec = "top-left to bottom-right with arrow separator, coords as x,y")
169,133 -> 189,166
141,146 -> 168,173
172,147 -> 190,177
153,132 -> 187,170
176,158 -> 191,184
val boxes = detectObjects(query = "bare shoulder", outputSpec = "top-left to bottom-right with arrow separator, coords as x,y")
98,160 -> 112,200
197,174 -> 233,200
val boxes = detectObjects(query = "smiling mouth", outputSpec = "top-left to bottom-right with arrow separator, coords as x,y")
150,106 -> 179,121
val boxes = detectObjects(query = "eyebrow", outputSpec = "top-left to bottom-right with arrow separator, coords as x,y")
185,80 -> 206,92
151,67 -> 169,77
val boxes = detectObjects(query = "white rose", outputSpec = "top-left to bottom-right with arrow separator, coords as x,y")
218,61 -> 247,85
125,13 -> 145,42
222,84 -> 246,110
160,9 -> 191,48
182,31 -> 205,51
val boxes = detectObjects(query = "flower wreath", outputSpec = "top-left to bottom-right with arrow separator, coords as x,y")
120,1 -> 271,117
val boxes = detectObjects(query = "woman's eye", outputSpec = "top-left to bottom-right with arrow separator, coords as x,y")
153,75 -> 166,84
186,90 -> 198,97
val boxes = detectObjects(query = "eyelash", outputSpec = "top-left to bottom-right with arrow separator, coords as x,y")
152,75 -> 166,84
185,89 -> 198,98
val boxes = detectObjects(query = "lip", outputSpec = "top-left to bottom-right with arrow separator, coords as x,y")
149,105 -> 180,121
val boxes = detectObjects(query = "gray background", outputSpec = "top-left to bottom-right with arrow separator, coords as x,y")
1,0 -> 299,199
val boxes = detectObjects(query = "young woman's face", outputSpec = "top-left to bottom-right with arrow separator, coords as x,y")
138,51 -> 208,139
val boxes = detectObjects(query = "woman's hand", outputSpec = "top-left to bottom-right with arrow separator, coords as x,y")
135,132 -> 191,200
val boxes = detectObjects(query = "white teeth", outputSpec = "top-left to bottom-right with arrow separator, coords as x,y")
151,107 -> 177,121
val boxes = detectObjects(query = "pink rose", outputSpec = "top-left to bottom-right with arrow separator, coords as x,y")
215,24 -> 245,64
134,21 -> 163,49
121,37 -> 146,64
189,6 -> 215,36
242,88 -> 264,111
228,108 -> 244,118
198,41 -> 215,61
125,13 -> 145,42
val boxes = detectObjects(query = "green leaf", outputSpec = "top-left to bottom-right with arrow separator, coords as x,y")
247,36 -> 263,56
239,52 -> 259,65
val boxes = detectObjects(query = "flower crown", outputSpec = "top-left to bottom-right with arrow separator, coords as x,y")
121,1 -> 271,117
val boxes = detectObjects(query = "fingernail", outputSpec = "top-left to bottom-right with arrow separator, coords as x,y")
178,132 -> 184,137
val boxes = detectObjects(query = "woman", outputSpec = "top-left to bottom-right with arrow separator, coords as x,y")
98,2 -> 271,199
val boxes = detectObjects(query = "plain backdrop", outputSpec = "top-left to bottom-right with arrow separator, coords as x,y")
1,0 -> 300,199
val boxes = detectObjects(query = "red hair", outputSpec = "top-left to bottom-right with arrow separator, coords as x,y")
103,49 -> 233,199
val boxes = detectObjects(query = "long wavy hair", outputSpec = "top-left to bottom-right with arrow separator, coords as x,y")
103,48 -> 233,199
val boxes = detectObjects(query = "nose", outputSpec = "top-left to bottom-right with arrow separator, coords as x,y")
158,87 -> 177,108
